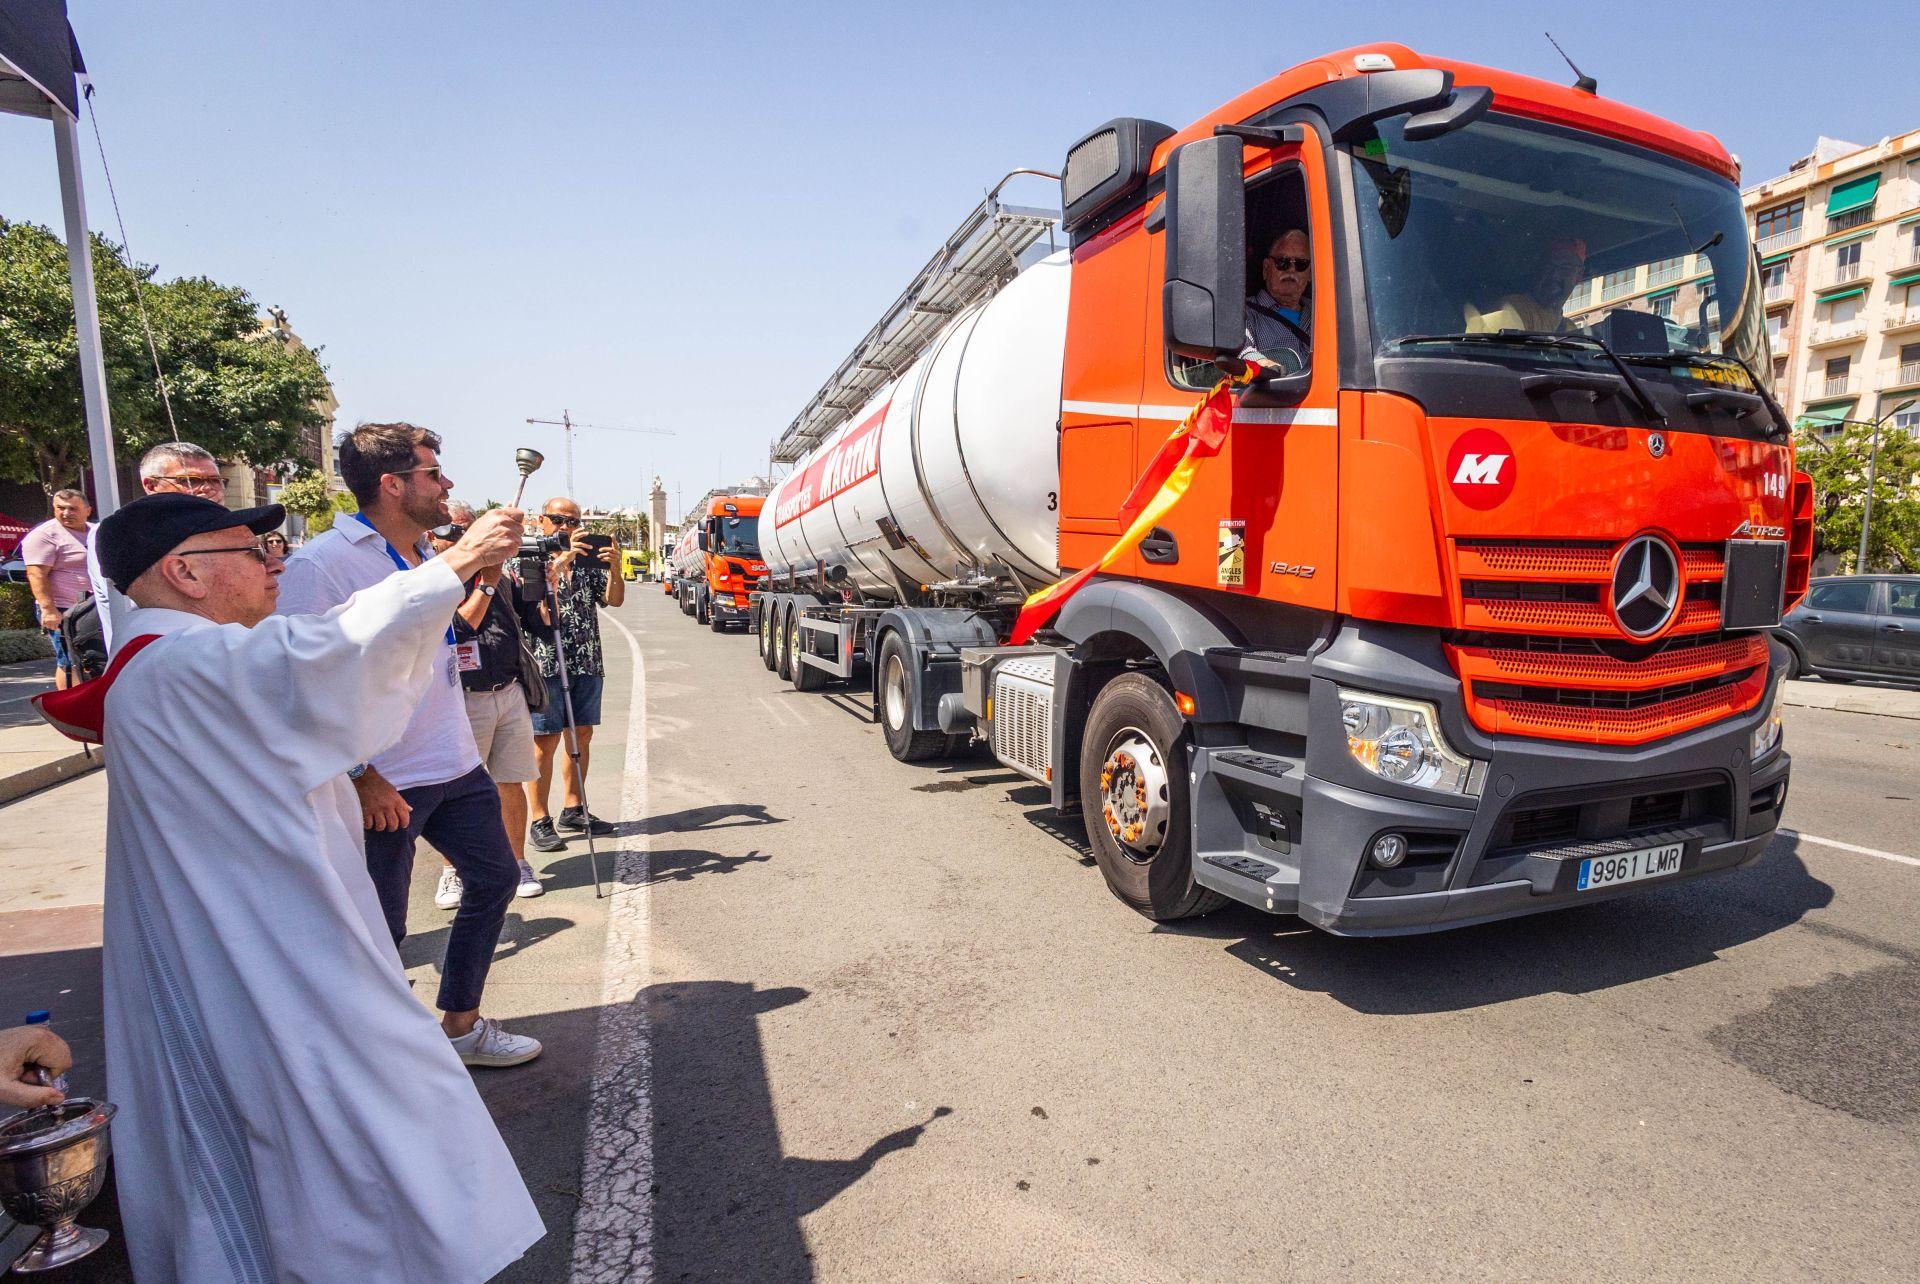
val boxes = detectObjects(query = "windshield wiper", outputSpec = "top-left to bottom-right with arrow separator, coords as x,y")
1615,351 -> 1791,439
1394,330 -> 1667,425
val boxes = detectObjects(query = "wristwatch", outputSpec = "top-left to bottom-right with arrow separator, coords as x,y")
347,763 -> 369,781
477,584 -> 496,597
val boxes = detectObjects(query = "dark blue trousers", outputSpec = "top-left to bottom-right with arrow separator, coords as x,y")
362,764 -> 517,1013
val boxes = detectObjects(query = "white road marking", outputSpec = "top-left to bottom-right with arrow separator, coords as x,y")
569,611 -> 654,1282
1781,829 -> 1920,869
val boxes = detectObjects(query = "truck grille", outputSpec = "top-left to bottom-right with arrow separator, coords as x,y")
1447,539 -> 1766,746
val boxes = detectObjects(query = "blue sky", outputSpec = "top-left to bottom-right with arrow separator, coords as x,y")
5,1 -> 1917,518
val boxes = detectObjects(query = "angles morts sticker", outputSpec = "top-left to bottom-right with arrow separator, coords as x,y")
1446,427 -> 1515,510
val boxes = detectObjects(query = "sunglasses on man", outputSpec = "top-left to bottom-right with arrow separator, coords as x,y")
431,524 -> 467,540
1266,255 -> 1310,272
175,539 -> 283,567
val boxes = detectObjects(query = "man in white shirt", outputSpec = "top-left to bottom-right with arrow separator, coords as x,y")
63,490 -> 543,1280
86,441 -> 232,655
277,422 -> 539,1067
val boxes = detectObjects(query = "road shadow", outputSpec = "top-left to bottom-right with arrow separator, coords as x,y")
1155,834 -> 1834,1014
538,847 -> 775,893
816,691 -> 876,725
611,802 -> 785,839
642,979 -> 950,1283
1012,782 -> 1097,866
397,911 -> 576,972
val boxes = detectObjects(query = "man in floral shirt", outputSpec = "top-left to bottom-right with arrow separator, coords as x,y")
519,496 -> 625,852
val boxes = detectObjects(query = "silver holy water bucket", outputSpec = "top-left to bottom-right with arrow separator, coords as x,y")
0,1099 -> 117,1273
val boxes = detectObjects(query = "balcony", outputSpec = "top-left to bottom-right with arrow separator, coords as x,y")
1754,229 -> 1801,258
1885,304 -> 1920,334
1884,360 -> 1920,391
1814,374 -> 1857,399
1809,319 -> 1867,347
1817,259 -> 1873,290
1645,259 -> 1687,289
1903,243 -> 1920,269
1764,280 -> 1794,306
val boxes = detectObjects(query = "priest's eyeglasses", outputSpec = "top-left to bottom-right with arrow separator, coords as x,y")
176,540 -> 283,566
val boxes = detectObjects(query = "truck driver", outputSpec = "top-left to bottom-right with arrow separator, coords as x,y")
1243,229 -> 1313,370
1466,235 -> 1588,334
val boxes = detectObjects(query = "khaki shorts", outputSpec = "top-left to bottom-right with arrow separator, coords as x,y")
464,683 -> 538,783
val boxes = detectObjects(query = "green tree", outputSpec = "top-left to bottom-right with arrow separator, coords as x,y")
1795,423 -> 1920,572
0,217 -> 332,494
276,471 -> 357,535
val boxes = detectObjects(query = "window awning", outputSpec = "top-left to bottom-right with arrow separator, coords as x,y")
1648,287 -> 1678,302
1797,400 -> 1857,427
1759,251 -> 1793,267
1890,269 -> 1920,289
1816,287 -> 1866,304
1825,172 -> 1880,217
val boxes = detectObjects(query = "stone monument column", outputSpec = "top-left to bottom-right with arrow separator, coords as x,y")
648,476 -> 667,558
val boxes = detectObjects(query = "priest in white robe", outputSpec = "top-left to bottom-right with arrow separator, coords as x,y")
53,492 -> 545,1282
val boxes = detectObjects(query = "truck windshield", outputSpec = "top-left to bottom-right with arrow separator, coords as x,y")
1349,112 -> 1769,395
717,517 -> 760,558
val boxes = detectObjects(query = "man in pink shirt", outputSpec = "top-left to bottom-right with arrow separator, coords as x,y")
21,489 -> 95,690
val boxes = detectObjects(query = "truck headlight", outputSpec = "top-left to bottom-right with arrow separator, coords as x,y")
1750,677 -> 1784,763
1339,690 -> 1480,796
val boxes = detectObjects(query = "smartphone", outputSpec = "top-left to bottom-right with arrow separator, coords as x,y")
578,533 -> 614,558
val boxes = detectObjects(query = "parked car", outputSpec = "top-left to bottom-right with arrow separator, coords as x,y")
1775,575 -> 1920,684
0,552 -> 28,585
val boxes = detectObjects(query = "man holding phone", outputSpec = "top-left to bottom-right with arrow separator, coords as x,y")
518,496 -> 624,853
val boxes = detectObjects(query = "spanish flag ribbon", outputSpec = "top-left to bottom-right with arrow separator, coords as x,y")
1009,371 -> 1250,646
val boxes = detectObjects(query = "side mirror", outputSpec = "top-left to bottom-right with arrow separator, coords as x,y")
1401,84 -> 1493,141
696,530 -> 710,551
1162,135 -> 1247,360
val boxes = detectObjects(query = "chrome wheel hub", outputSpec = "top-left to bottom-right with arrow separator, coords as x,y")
884,655 -> 909,729
1099,729 -> 1169,858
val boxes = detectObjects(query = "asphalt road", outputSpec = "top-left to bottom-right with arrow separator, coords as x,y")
630,589 -> 1920,1283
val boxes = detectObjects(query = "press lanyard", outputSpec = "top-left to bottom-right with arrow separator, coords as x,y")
350,513 -> 456,645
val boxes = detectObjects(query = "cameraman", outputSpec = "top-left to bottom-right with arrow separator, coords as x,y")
515,497 -> 623,853
431,503 -> 543,903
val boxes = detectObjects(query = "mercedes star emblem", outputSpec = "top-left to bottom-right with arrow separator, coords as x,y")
1610,535 -> 1683,638
1646,432 -> 1668,458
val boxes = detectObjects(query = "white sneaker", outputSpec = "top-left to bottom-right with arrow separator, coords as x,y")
515,859 -> 544,898
449,1017 -> 542,1068
434,865 -> 464,910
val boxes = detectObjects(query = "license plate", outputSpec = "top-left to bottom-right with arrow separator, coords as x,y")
1577,842 -> 1684,891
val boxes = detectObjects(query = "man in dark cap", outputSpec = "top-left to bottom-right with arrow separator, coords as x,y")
44,492 -> 545,1282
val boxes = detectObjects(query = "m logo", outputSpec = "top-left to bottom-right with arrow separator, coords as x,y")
1453,453 -> 1508,486
1445,428 -> 1516,509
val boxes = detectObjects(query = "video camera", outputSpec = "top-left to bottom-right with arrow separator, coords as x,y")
510,532 -> 568,603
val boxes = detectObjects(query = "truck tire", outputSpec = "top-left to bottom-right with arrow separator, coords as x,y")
1078,673 -> 1223,921
774,604 -> 795,680
759,600 -> 780,670
788,610 -> 826,691
696,588 -> 710,625
709,598 -> 728,632
877,631 -> 947,761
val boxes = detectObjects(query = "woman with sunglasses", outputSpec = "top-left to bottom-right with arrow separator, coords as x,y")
262,532 -> 291,558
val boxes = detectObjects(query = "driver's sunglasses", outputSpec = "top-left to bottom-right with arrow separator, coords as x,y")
544,514 -> 582,527
386,465 -> 445,483
431,524 -> 467,540
155,474 -> 226,494
1267,255 -> 1310,272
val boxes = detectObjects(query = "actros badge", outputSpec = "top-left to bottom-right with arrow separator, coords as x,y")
1446,428 -> 1515,510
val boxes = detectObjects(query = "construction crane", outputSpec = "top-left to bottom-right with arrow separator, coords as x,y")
524,409 -> 675,497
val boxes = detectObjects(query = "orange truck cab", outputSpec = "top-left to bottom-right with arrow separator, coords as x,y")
679,496 -> 767,631
758,44 -> 1811,936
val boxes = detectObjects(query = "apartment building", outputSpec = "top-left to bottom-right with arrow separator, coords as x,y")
1742,130 -> 1920,440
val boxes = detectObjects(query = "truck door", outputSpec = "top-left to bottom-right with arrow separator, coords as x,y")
1873,579 -> 1920,677
1141,133 -> 1340,609
1802,578 -> 1880,671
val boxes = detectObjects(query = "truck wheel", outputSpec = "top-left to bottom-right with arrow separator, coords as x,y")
877,632 -> 947,761
774,605 -> 794,680
760,601 -> 780,670
709,600 -> 728,632
789,611 -> 826,691
696,589 -> 710,625
1078,673 -> 1223,921
1780,645 -> 1802,681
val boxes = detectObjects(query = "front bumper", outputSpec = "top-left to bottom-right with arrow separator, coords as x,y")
1189,623 -> 1791,935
